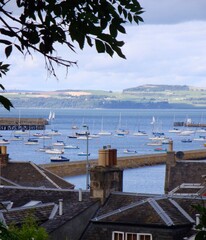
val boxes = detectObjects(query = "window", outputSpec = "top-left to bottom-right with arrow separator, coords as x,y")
113,231 -> 124,240
126,233 -> 137,240
112,232 -> 152,240
139,234 -> 152,240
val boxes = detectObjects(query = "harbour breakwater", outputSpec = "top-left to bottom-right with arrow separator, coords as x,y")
40,149 -> 206,177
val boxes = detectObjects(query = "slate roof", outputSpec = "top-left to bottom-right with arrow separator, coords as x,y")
0,186 -> 99,233
1,161 -> 74,189
81,192 -> 206,239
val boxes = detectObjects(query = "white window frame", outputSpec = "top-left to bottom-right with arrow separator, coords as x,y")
125,232 -> 152,240
112,231 -> 124,240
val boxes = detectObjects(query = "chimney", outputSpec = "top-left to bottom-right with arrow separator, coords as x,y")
0,146 -> 9,167
164,141 -> 176,194
58,199 -> 63,216
90,148 -> 123,204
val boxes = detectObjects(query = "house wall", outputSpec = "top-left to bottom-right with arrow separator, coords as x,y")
50,201 -> 100,240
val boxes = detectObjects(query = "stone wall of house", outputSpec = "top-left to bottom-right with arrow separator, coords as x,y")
40,149 -> 206,177
165,160 -> 206,193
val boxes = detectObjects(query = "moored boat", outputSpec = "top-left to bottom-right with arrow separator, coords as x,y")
64,145 -> 79,149
123,149 -> 137,154
50,155 -> 70,162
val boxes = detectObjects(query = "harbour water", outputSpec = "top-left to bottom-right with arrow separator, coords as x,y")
1,108 -> 206,192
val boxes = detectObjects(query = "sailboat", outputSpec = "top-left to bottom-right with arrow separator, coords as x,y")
98,117 -> 112,136
115,113 -> 129,136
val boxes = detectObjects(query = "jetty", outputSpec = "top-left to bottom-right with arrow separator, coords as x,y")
174,121 -> 206,127
0,117 -> 49,130
40,149 -> 206,178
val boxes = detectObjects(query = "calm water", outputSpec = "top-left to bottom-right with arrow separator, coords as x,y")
1,108 -> 205,192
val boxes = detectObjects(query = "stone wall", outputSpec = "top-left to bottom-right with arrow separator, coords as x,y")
40,149 -> 206,177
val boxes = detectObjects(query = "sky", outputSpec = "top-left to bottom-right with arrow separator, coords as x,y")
2,0 -> 206,91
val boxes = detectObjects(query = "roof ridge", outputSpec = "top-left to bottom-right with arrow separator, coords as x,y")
148,198 -> 174,226
29,162 -> 61,189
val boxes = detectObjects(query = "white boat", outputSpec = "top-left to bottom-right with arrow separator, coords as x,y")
77,136 -> 92,140
133,130 -> 147,136
10,135 -> 23,141
0,139 -> 10,144
52,140 -> 65,146
123,149 -> 137,154
78,152 -> 90,156
64,145 -> 79,149
36,146 -> 53,152
25,138 -> 39,145
50,155 -> 70,162
46,129 -> 62,136
178,130 -> 195,136
168,128 -> 181,133
193,136 -> 206,141
14,130 -> 28,135
45,149 -> 64,154
98,117 -> 112,136
116,113 -> 129,135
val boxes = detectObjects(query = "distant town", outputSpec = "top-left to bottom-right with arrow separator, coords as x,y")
3,84 -> 206,109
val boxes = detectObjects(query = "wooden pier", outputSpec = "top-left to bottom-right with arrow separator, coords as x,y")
0,117 -> 49,130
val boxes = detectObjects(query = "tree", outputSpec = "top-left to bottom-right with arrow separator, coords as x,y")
0,0 -> 143,110
194,204 -> 206,240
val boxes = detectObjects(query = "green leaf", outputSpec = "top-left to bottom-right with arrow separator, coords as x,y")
95,39 -> 105,53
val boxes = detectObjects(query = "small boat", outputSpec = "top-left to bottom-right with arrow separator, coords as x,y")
67,135 -> 77,139
64,145 -> 79,149
53,140 -> 65,146
10,135 -> 23,141
193,136 -> 206,141
133,130 -> 147,136
123,149 -> 137,154
45,149 -> 64,154
0,139 -> 10,144
168,128 -> 181,133
181,139 -> 192,143
37,145 -> 53,152
50,155 -> 70,162
33,133 -> 43,137
77,136 -> 92,140
98,131 -> 112,136
14,130 -> 28,135
78,152 -> 90,156
25,138 -> 39,145
154,147 -> 167,152
46,129 -> 62,136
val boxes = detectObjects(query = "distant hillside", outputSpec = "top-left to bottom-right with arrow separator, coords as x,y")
3,84 -> 206,109
123,84 -> 190,92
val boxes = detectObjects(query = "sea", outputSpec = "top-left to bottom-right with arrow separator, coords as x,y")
1,108 -> 206,193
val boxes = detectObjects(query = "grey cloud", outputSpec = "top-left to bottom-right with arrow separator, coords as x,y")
139,0 -> 206,24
